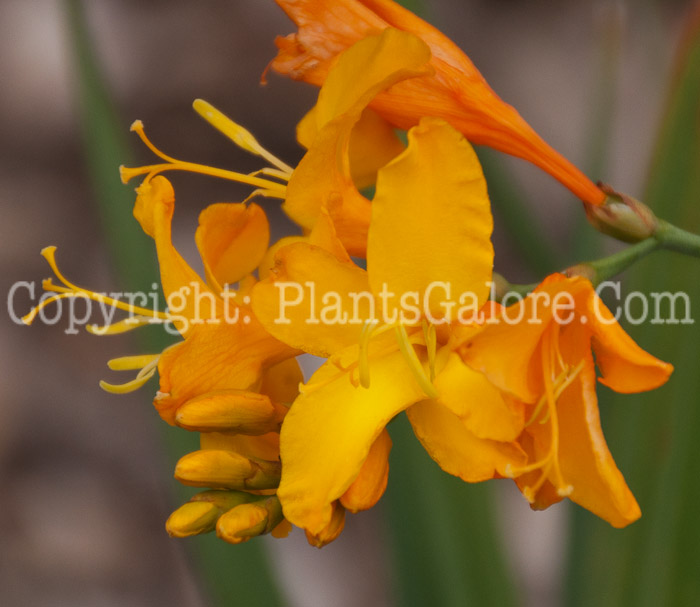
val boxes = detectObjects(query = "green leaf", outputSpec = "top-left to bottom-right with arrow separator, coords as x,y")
565,10 -> 700,607
385,415 -> 517,607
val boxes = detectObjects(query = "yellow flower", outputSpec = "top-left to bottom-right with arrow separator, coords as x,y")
253,116 -> 527,536
458,274 -> 673,527
271,0 -> 606,206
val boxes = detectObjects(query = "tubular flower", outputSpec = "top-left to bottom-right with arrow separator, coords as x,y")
253,117 -> 527,536
458,274 -> 673,528
271,0 -> 606,205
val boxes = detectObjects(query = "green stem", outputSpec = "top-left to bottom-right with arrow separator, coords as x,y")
586,237 -> 660,284
655,220 -> 700,257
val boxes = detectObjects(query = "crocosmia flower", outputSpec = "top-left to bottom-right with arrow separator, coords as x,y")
271,0 -> 606,205
458,274 -> 673,527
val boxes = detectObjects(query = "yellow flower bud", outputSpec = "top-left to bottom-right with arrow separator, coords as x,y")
174,450 -> 281,490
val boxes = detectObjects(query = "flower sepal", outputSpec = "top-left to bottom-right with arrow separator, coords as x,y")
585,183 -> 658,243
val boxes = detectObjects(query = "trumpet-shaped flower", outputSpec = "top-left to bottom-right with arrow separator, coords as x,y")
458,274 -> 673,527
271,0 -> 606,205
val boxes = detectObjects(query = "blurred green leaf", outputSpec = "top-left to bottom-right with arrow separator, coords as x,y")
385,416 -> 518,607
566,7 -> 700,606
65,2 -> 283,605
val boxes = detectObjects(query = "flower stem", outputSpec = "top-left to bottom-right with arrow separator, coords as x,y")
654,220 -> 700,257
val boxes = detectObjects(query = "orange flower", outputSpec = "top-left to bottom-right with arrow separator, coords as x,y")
459,274 -> 673,527
271,0 -> 606,205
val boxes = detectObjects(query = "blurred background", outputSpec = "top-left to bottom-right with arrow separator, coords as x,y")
1,0 -> 697,605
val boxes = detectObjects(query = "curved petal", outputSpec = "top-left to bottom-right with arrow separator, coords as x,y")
586,288 -> 673,393
406,399 -> 526,482
283,29 -> 433,255
196,202 -> 270,291
133,176 -> 220,330
555,334 -> 641,528
278,347 -> 426,534
298,106 -> 405,190
251,242 -> 371,357
368,117 -> 493,321
340,428 -> 392,513
434,352 -> 524,442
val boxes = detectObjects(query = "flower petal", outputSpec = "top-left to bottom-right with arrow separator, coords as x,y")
283,29 -> 432,255
586,289 -> 673,393
406,399 -> 526,482
434,352 -> 524,442
195,202 -> 270,291
278,347 -> 426,534
340,428 -> 392,513
555,331 -> 641,527
133,176 -> 220,329
368,117 -> 493,321
252,242 -> 371,357
156,319 -> 295,424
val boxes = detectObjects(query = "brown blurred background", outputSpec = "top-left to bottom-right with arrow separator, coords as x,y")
0,1 -> 692,605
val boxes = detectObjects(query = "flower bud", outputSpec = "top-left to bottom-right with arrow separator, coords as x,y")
216,497 -> 285,545
174,449 -> 281,490
175,390 -> 283,434
166,501 -> 220,537
585,184 -> 657,243
305,502 -> 346,548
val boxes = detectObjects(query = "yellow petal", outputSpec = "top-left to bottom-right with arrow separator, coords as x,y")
278,348 -> 426,534
251,242 -> 371,357
312,28 -> 432,130
195,202 -> 270,291
340,428 -> 392,513
434,352 -> 524,442
368,117 -> 493,322
346,108 -> 406,190
284,29 -> 432,255
406,399 -> 526,482
298,105 -> 405,190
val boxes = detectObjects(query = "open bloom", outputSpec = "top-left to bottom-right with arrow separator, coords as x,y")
271,0 -> 606,205
458,274 -> 673,527
253,116 -> 527,535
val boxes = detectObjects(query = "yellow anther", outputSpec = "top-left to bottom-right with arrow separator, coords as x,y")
121,118 -> 288,196
193,99 -> 294,176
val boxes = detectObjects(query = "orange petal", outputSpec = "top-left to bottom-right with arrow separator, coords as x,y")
155,319 -> 295,424
195,202 -> 270,292
585,288 -> 673,393
555,335 -> 641,527
340,428 -> 392,513
133,176 -> 220,330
